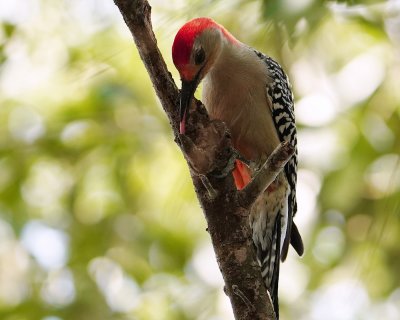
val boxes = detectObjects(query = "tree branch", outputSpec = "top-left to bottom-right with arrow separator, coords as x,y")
112,0 -> 180,133
238,141 -> 295,210
113,1 -> 292,319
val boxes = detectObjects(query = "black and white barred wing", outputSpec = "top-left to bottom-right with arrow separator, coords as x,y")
254,50 -> 304,260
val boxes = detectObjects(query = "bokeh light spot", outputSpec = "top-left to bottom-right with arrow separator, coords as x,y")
21,221 -> 69,270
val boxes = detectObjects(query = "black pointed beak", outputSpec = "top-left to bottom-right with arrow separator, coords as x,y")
179,79 -> 198,134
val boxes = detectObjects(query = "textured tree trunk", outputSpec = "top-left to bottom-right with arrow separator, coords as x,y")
113,1 -> 293,319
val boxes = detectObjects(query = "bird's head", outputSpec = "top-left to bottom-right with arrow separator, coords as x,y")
172,17 -> 238,133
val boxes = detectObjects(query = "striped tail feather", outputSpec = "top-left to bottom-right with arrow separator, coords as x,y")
256,214 -> 282,319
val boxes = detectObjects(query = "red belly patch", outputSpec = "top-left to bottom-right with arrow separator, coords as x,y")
232,159 -> 251,190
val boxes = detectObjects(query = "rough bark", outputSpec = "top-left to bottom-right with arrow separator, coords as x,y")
113,1 -> 294,319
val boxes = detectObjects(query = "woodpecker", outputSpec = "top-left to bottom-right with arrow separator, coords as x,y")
172,17 -> 304,318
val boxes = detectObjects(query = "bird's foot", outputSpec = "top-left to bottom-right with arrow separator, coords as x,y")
211,148 -> 250,178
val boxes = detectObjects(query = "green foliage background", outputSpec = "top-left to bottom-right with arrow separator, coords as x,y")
0,0 -> 399,319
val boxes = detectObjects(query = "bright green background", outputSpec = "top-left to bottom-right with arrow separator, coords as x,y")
0,0 -> 399,319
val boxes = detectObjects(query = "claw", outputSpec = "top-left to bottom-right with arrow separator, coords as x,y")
212,148 -> 250,179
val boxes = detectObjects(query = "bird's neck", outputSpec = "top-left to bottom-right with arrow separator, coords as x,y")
209,40 -> 249,78
205,40 -> 267,97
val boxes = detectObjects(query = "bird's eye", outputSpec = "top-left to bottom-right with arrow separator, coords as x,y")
194,48 -> 205,65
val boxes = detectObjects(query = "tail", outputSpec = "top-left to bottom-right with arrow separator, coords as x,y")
257,215 -> 282,319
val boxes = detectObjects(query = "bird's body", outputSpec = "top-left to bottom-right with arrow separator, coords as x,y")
172,18 -> 303,318
202,43 -> 281,161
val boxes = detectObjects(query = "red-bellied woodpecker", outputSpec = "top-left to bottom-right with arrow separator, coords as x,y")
172,17 -> 304,318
